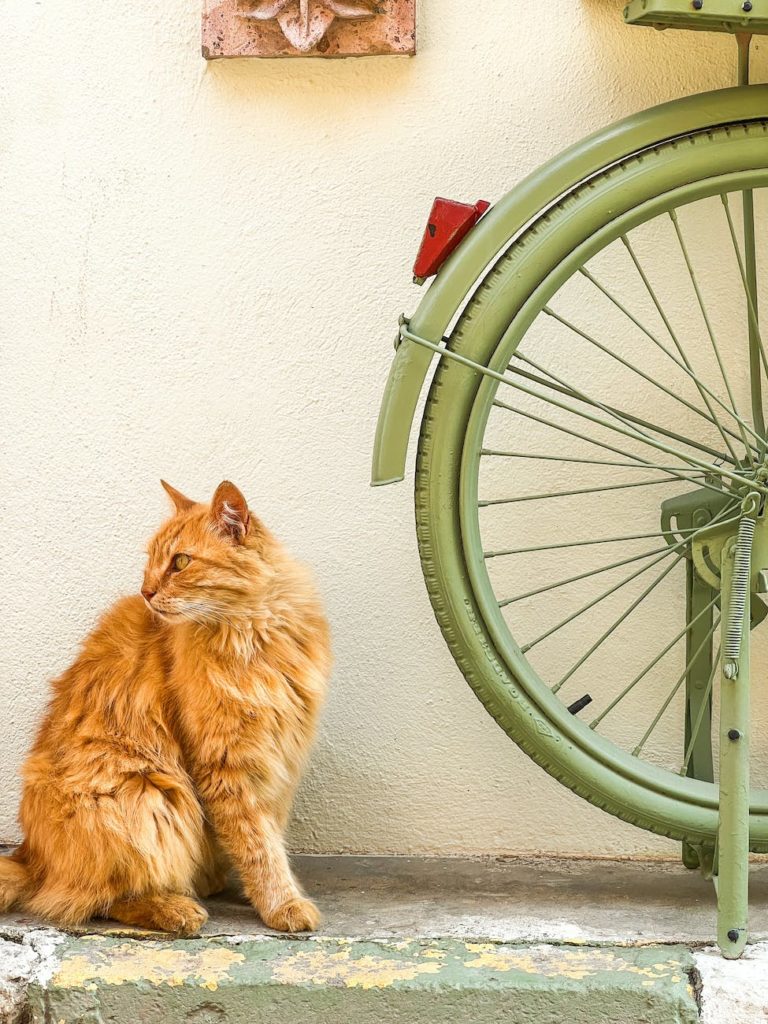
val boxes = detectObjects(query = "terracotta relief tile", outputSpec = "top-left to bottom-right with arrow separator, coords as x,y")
203,0 -> 415,59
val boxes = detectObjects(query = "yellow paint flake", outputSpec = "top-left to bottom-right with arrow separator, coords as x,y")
463,946 -> 680,983
421,948 -> 446,960
272,948 -> 442,990
53,944 -> 244,991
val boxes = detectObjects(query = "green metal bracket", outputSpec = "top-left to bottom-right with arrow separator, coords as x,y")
682,554 -> 717,870
663,486 -> 768,615
685,569 -> 716,771
625,0 -> 768,34
660,487 -> 730,560
662,490 -> 718,868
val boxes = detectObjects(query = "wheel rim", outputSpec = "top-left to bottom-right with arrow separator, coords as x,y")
459,163 -> 768,822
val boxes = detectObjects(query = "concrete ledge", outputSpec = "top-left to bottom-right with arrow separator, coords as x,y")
3,855 -> 768,1022
24,935 -> 699,1024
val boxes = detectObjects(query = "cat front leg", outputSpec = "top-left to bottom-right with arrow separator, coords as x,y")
200,787 -> 319,932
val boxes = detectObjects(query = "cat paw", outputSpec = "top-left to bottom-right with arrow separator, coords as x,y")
138,897 -> 208,937
109,893 -> 209,937
148,895 -> 209,937
263,896 -> 320,933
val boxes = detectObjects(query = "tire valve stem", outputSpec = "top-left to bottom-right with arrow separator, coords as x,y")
567,694 -> 593,716
724,515 -> 756,680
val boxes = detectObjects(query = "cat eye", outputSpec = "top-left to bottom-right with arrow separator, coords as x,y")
171,553 -> 191,572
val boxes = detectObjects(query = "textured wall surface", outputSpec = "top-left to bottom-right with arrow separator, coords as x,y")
2,1 -> 766,855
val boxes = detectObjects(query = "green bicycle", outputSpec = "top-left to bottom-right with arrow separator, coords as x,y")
373,2 -> 768,958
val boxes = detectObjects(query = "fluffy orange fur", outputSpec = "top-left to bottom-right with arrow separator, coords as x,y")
0,480 -> 330,936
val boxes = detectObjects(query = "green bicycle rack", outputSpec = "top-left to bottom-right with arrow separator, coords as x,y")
373,7 -> 768,958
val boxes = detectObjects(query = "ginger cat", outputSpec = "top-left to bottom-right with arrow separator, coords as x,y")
0,480 -> 330,935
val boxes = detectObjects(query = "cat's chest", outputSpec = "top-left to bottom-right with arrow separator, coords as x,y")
173,659 -> 298,752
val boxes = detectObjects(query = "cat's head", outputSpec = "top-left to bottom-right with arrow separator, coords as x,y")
141,480 -> 268,625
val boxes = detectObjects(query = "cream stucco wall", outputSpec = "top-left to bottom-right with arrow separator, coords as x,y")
2,1 -> 766,856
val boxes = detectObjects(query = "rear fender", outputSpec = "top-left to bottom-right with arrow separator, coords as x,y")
371,85 -> 768,486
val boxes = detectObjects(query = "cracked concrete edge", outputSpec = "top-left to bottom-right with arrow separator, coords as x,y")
693,943 -> 768,1024
0,929 -> 64,1024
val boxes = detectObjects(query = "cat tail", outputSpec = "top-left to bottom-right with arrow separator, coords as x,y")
0,849 -> 31,911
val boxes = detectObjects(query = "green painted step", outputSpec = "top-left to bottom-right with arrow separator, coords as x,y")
28,934 -> 699,1024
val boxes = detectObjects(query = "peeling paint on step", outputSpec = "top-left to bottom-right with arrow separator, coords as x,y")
463,942 -> 688,984
52,938 -> 244,992
271,946 -> 442,989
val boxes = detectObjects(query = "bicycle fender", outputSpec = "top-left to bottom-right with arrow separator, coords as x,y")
371,84 -> 768,486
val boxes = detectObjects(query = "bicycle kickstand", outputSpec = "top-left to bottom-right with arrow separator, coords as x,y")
716,503 -> 756,958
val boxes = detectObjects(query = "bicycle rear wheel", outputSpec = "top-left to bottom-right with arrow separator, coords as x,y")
415,117 -> 768,848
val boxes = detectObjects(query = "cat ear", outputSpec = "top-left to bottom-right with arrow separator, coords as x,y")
211,481 -> 250,542
161,480 -> 196,514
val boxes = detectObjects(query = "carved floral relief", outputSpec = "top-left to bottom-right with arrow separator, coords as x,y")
203,0 -> 415,59
239,1 -> 376,53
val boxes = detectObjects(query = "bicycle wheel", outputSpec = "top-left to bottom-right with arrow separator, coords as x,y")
415,118 -> 768,848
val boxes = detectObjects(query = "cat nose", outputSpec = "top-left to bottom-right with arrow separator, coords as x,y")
141,589 -> 156,604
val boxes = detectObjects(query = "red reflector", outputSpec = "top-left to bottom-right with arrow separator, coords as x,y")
413,198 -> 491,280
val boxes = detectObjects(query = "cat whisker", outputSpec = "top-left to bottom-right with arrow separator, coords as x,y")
178,603 -> 239,629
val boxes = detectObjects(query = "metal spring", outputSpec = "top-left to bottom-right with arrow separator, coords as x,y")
724,517 -> 756,662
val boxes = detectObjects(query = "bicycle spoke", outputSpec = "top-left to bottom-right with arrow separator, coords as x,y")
582,257 -> 763,456
501,360 -> 737,479
491,398 -> 664,466
544,300 -> 751,460
590,594 -> 720,729
632,615 -> 720,757
511,356 -> 734,466
680,646 -> 721,777
399,325 -> 766,493
721,193 -> 768,442
521,499 -> 737,653
480,475 -> 703,508
522,553 -> 683,653
481,450 -> 701,472
492,397 -> 736,503
485,529 -> 692,559
494,369 -> 753,492
500,542 -> 684,608
552,556 -> 682,694
722,193 -> 768,378
668,208 -> 755,464
542,303 -> 714,428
